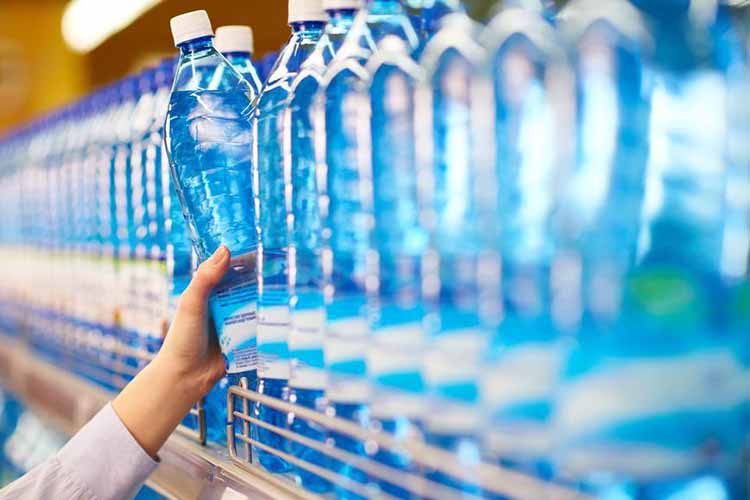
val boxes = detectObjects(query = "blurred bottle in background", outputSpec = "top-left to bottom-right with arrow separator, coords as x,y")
111,77 -> 139,386
252,0 -> 325,474
123,71 -> 154,382
423,0 -> 464,45
552,0 -> 651,493
314,0 -> 419,495
363,27 -> 431,500
718,4 -> 750,479
416,7 -> 488,495
555,0 -> 748,498
479,0 -> 571,483
284,0 -> 362,493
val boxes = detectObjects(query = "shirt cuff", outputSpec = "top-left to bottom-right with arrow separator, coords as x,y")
57,402 -> 159,500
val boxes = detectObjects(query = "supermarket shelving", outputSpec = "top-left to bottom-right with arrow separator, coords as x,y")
0,337 -> 315,500
0,335 -> 588,500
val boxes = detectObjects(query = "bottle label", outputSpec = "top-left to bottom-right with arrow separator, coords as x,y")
423,328 -> 483,392
422,328 -> 484,434
288,308 -> 326,389
557,349 -> 746,438
257,304 -> 290,379
368,322 -> 423,370
367,322 -> 425,396
324,315 -> 370,403
481,342 -> 562,413
210,252 -> 258,374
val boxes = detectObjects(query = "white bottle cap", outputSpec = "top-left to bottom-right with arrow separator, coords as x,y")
288,0 -> 326,24
170,10 -> 213,47
322,0 -> 364,9
215,25 -> 255,54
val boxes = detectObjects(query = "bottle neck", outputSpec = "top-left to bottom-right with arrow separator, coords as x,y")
421,0 -> 461,34
326,8 -> 358,28
223,51 -> 253,62
290,21 -> 326,38
369,0 -> 404,14
178,35 -> 214,55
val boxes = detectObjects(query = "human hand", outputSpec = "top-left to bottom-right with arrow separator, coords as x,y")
158,244 -> 229,399
113,245 -> 230,457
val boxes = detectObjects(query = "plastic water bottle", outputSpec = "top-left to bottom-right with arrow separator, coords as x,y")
72,93 -> 98,386
143,60 -> 175,359
159,58 -> 194,360
215,25 -> 263,93
165,10 -> 260,392
109,78 -> 139,386
204,25 -> 264,445
285,0 -> 361,492
416,11 -> 487,494
364,30 -> 433,500
125,68 -> 158,376
314,0 -> 418,493
552,0 -> 652,492
258,51 -> 280,83
157,56 -> 192,360
414,0 -> 462,50
556,1 -> 748,497
478,4 -> 568,480
252,0 -> 325,474
724,4 -> 750,473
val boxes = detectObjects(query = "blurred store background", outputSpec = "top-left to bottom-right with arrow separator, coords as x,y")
0,0 -> 747,133
0,0 -> 291,132
0,0 -> 749,498
0,0 -> 530,133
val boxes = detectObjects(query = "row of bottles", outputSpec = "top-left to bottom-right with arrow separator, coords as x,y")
164,0 -> 750,497
0,0 -> 746,498
0,58 -> 181,389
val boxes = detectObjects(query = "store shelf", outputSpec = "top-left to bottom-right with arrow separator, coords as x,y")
0,338 -> 315,500
0,336 -> 589,499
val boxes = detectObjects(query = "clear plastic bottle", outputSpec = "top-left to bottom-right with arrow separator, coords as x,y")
205,25 -> 264,446
414,0 -> 462,52
165,10 -> 260,392
285,0 -> 361,492
252,0 -> 325,474
726,3 -> 750,480
479,2 -> 569,480
556,1 -> 748,497
215,25 -> 263,92
416,10 -> 487,494
258,51 -> 280,83
314,0 -> 418,494
112,78 -> 139,384
363,30 -> 433,500
144,60 -> 175,359
125,69 -> 157,378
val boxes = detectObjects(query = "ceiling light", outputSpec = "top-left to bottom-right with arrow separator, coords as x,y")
62,0 -> 162,53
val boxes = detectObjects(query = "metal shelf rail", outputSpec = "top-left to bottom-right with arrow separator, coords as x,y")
1,332 -> 588,499
8,320 -> 208,445
226,386 -> 587,500
0,337 -> 309,499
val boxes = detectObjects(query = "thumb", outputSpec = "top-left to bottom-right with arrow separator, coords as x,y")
176,245 -> 231,318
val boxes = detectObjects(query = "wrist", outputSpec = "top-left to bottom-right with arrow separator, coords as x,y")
150,352 -> 207,408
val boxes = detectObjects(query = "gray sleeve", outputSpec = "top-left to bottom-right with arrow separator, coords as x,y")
0,456 -> 97,500
1,403 -> 159,500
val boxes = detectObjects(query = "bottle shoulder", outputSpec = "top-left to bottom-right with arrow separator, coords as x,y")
420,13 -> 485,75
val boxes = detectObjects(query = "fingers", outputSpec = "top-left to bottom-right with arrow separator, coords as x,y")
176,245 -> 230,317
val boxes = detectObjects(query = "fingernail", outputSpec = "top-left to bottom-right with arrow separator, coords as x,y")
209,245 -> 229,263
